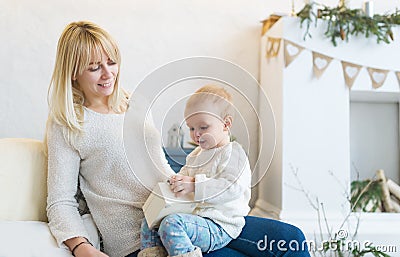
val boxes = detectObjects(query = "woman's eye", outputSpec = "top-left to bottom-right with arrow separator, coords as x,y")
200,126 -> 208,130
189,128 -> 195,131
88,65 -> 100,72
108,60 -> 117,66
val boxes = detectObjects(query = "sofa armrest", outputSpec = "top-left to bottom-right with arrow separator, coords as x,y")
0,138 -> 47,221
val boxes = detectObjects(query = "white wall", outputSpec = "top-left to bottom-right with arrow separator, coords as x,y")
1,0 -> 398,140
350,101 -> 400,183
1,0 -> 266,140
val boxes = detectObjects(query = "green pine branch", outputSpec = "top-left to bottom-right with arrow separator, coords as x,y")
297,3 -> 400,46
351,179 -> 382,212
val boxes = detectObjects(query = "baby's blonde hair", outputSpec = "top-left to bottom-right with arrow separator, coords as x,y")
184,85 -> 234,120
45,21 -> 129,150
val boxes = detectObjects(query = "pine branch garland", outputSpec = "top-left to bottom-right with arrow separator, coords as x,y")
297,2 -> 400,46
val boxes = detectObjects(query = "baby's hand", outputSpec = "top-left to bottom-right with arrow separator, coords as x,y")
168,175 -> 195,197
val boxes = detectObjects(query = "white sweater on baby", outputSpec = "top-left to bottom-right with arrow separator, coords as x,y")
47,99 -> 174,257
179,142 -> 251,239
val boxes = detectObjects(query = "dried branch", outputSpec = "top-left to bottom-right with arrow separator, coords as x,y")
289,165 -> 390,257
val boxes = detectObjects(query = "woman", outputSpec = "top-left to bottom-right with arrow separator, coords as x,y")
46,21 -> 310,257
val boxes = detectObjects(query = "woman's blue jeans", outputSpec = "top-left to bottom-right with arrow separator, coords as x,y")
127,216 -> 310,257
205,216 -> 310,257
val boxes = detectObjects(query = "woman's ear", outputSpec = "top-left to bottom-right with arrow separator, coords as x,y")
223,115 -> 233,130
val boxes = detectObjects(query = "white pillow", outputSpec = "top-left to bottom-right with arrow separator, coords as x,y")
0,217 -> 100,257
0,138 -> 47,221
0,221 -> 72,257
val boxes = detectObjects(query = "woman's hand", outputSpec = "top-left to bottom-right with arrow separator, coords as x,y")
73,243 -> 109,257
66,237 -> 109,257
169,175 -> 195,197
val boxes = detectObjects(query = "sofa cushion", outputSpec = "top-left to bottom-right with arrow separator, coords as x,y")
0,221 -> 72,256
0,138 -> 47,221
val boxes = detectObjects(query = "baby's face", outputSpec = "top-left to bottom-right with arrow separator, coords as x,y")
185,112 -> 229,150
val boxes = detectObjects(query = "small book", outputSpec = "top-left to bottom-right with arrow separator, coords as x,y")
143,182 -> 197,229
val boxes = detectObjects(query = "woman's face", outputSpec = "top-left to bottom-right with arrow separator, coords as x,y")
75,49 -> 118,106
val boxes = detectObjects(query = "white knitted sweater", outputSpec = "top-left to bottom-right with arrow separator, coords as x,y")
179,142 -> 251,239
47,102 -> 174,257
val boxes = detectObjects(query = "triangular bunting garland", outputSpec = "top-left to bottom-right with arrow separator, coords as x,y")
312,52 -> 333,79
396,71 -> 400,87
341,61 -> 362,89
278,38 -> 395,89
367,68 -> 389,89
261,15 -> 282,36
284,40 -> 304,67
266,37 -> 281,60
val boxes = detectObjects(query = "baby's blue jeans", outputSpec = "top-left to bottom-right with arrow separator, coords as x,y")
141,213 -> 232,256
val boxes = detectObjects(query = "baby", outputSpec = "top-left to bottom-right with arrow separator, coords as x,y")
139,85 -> 251,257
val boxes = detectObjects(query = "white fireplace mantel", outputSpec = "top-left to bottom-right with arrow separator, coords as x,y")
253,16 -> 400,255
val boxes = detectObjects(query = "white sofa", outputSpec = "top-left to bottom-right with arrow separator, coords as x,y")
0,138 -> 98,257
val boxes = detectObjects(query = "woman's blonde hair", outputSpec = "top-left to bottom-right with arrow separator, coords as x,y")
46,21 -> 129,145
